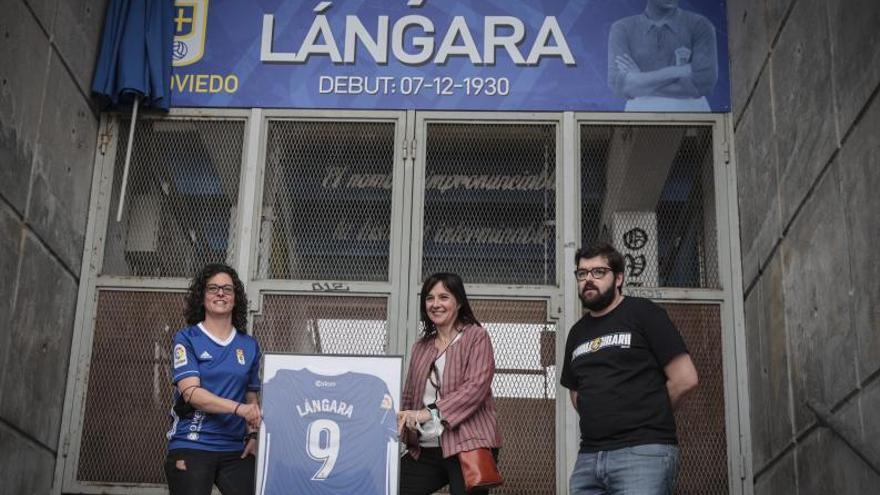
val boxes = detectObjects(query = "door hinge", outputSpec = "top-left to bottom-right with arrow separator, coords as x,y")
402,139 -> 417,161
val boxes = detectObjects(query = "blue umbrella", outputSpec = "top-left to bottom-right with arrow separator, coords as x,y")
92,0 -> 174,221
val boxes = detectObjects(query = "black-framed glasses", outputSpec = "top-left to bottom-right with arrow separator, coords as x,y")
206,284 -> 235,295
574,267 -> 612,281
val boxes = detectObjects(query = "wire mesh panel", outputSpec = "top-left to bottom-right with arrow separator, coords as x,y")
252,294 -> 389,355
661,303 -> 728,494
259,121 -> 396,281
581,125 -> 718,288
77,290 -> 185,484
103,119 -> 245,277
422,123 -> 556,285
471,299 -> 556,495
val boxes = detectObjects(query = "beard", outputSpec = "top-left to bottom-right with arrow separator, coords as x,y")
579,283 -> 617,312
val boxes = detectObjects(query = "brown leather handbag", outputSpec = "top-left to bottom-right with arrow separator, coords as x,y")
459,448 -> 503,492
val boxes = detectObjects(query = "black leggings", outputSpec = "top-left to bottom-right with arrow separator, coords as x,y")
400,447 -> 499,495
165,449 -> 255,495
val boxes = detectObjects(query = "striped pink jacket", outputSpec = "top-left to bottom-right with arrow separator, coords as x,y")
401,324 -> 502,459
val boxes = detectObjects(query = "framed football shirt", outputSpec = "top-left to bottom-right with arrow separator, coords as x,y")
257,354 -> 403,495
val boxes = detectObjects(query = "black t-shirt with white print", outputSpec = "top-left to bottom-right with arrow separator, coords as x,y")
561,296 -> 688,453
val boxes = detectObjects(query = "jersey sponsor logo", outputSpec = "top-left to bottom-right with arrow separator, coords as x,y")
199,350 -> 213,360
315,380 -> 336,387
296,398 -> 354,418
572,332 -> 632,360
186,410 -> 205,441
173,344 -> 188,368
236,348 -> 246,365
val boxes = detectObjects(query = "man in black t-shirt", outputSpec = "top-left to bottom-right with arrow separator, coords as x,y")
561,242 -> 698,495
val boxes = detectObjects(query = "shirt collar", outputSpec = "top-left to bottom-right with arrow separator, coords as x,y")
640,8 -> 681,34
197,322 -> 236,346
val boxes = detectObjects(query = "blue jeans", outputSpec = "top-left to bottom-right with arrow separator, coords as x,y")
570,444 -> 680,495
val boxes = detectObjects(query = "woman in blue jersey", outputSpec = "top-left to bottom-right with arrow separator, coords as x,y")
165,263 -> 262,495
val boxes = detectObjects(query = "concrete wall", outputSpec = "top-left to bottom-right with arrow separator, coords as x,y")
729,0 -> 880,492
0,0 -> 106,492
3,0 -> 879,492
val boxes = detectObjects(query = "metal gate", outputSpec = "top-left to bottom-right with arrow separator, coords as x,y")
406,116 -> 563,493
56,110 -> 749,495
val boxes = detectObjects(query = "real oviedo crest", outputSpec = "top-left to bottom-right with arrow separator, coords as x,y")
173,0 -> 208,66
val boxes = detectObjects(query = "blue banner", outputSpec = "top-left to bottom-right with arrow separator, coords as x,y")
170,0 -> 729,112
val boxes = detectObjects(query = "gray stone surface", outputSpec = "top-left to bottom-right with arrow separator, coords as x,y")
27,54 -> 97,272
0,231 -> 77,449
796,426 -> 877,495
52,0 -> 108,94
837,95 -> 880,381
754,452 -> 796,495
0,203 -> 23,387
0,0 -> 51,215
828,0 -> 880,136
727,0 -> 769,120
781,167 -> 857,431
765,0 -> 794,39
759,256 -> 793,460
860,378 -> 880,460
0,421 -> 55,495
746,254 -> 792,470
738,0 -> 880,492
771,0 -> 839,226
744,281 -> 768,466
735,71 -> 780,285
23,0 -> 59,34
833,382 -> 880,486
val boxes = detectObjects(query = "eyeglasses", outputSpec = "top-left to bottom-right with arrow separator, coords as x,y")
574,267 -> 613,281
206,284 -> 235,295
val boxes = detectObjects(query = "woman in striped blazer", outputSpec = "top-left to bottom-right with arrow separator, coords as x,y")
398,272 -> 502,494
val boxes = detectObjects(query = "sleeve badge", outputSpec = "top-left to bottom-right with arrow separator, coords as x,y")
173,344 -> 188,369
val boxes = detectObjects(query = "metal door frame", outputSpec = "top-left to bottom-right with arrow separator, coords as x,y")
244,109 -> 410,357
566,112 -> 752,495
54,108 -> 254,495
406,111 -> 567,491
55,108 -> 751,495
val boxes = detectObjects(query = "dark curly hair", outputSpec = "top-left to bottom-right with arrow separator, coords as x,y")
185,263 -> 249,332
419,272 -> 480,338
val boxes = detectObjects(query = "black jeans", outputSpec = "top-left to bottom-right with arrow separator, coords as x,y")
165,449 -> 255,495
400,447 -> 499,495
